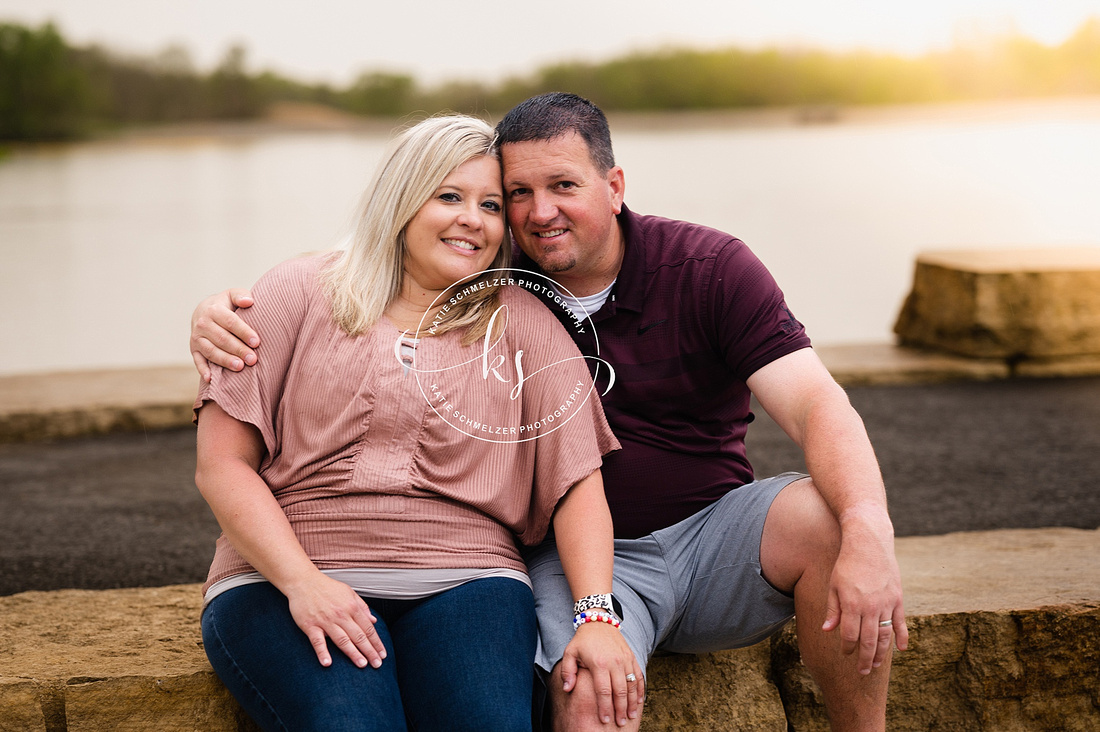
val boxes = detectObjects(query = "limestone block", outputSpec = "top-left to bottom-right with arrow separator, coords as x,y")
2,534 -> 1098,732
0,585 -> 244,730
770,624 -> 829,732
775,605 -> 1100,732
908,606 -> 1100,732
0,585 -> 210,681
64,673 -> 248,732
894,248 -> 1100,359
641,643 -> 787,731
0,678 -> 47,732
740,528 -> 1100,731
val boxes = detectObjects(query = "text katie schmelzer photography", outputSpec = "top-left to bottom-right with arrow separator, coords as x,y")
397,268 -> 616,444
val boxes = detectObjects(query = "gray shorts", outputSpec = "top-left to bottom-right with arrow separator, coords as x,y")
527,472 -> 803,677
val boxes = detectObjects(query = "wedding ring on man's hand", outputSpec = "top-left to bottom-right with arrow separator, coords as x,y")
879,619 -> 893,627
626,673 -> 637,682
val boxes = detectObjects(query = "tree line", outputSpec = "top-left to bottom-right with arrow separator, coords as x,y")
3,19 -> 1100,141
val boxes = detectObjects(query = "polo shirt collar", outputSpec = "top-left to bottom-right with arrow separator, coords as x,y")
609,203 -> 645,314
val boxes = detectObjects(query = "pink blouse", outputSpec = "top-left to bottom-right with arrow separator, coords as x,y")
195,255 -> 619,593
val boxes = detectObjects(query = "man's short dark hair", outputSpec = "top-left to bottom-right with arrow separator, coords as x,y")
495,93 -> 615,172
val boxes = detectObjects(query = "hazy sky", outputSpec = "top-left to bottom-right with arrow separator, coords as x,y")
3,0 -> 1100,85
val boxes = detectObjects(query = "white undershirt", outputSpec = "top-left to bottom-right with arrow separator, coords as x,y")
399,336 -> 418,375
551,280 -> 616,322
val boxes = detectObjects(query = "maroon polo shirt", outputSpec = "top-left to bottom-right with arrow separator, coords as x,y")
515,205 -> 811,538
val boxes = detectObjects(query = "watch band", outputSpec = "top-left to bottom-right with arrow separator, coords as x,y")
573,593 -> 624,621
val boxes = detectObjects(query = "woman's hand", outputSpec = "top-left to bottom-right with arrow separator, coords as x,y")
190,288 -> 259,381
551,470 -> 641,725
284,573 -> 388,669
196,402 -> 386,670
561,621 -> 643,727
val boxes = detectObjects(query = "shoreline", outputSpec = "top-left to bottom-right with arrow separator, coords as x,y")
4,95 -> 1100,151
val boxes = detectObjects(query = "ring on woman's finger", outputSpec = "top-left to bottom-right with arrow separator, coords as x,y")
626,673 -> 637,683
878,619 -> 893,627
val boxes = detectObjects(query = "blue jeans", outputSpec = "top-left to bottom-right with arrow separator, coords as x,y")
202,578 -> 537,732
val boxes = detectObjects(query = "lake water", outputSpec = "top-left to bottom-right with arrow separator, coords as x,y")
2,99 -> 1099,376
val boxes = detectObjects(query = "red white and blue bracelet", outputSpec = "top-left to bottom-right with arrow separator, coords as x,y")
573,610 -> 622,631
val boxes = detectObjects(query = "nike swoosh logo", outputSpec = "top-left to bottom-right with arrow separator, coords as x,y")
637,319 -> 667,335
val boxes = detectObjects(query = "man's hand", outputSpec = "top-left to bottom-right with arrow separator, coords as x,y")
748,348 -> 908,675
190,288 -> 259,381
821,506 -> 909,674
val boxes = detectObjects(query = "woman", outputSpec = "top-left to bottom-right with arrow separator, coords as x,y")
195,115 -> 637,731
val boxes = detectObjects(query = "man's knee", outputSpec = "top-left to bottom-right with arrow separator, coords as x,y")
548,663 -> 642,732
761,478 -> 841,591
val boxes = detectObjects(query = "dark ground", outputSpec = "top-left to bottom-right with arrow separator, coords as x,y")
2,377 -> 1099,597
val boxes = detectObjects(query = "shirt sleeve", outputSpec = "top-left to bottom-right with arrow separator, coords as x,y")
504,289 -> 620,546
709,238 -> 812,382
193,256 -> 316,464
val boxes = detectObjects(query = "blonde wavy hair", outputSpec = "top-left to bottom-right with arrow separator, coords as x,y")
322,115 -> 511,345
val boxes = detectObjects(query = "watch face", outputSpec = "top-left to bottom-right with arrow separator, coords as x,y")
611,594 -> 624,621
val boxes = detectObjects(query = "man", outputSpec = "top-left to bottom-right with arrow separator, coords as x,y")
191,93 -> 907,731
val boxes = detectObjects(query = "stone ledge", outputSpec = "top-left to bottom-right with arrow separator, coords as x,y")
2,528 -> 1097,731
0,367 -> 199,443
813,344 -> 1010,385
